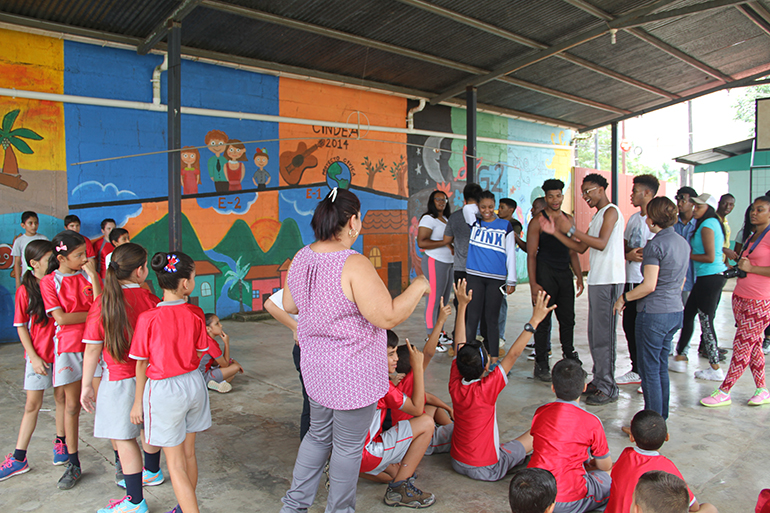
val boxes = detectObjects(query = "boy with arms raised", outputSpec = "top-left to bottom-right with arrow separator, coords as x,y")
450,280 -> 555,481
528,358 -> 612,512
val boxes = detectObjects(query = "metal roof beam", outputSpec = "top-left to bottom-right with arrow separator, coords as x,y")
397,0 -> 667,101
566,0 -> 735,83
737,2 -> 770,36
612,0 -> 751,29
201,0 -> 627,114
713,147 -> 737,156
430,0 -> 682,104
137,0 -> 203,55
580,73 -> 770,132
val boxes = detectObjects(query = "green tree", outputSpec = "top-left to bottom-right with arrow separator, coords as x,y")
575,126 -> 612,171
0,110 -> 43,191
223,256 -> 251,313
732,83 -> 770,133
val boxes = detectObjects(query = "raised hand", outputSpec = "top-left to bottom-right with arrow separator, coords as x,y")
530,290 -> 556,326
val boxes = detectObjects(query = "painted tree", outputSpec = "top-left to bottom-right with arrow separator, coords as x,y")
389,154 -> 407,197
0,109 -> 43,191
223,256 -> 251,313
362,155 -> 386,189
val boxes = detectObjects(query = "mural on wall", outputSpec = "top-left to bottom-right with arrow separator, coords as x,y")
0,26 -> 571,342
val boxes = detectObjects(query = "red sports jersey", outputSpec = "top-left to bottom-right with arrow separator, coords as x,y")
449,359 -> 508,467
13,284 -> 56,363
529,401 -> 610,502
605,447 -> 695,513
199,336 -> 224,373
390,371 -> 429,423
129,300 -> 209,380
94,239 -> 114,278
41,270 -> 98,354
82,236 -> 95,259
83,284 -> 161,381
360,381 -> 406,473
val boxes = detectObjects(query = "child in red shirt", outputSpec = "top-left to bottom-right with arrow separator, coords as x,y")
606,410 -> 717,513
200,313 -> 243,393
129,252 -> 211,513
528,358 -> 612,512
81,243 -> 164,513
0,240 -> 64,482
40,230 -> 102,490
390,296 -> 454,454
450,280 -> 554,482
359,337 -> 436,508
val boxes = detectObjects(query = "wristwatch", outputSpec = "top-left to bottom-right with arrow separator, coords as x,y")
524,323 -> 536,333
566,225 -> 576,238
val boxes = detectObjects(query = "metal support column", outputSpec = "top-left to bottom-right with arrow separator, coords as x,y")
167,21 -> 182,251
610,121 -> 618,204
466,86 -> 477,184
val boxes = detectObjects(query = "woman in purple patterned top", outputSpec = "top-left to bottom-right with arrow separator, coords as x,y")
280,188 -> 429,513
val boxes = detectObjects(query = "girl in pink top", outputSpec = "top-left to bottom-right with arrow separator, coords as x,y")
280,188 -> 429,513
702,196 -> 770,407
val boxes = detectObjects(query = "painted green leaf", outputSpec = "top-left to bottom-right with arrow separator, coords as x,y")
10,128 -> 43,141
9,135 -> 33,154
2,110 -> 19,133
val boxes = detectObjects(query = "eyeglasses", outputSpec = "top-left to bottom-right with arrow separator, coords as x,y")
581,186 -> 598,197
434,197 -> 447,202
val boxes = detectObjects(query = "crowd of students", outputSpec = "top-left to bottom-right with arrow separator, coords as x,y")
3,172 -> 769,513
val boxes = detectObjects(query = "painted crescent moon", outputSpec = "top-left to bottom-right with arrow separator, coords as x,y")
422,137 -> 445,184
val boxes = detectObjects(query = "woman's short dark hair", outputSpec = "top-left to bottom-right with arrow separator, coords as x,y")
479,190 -> 495,203
423,190 -> 451,219
646,197 -> 678,229
311,188 -> 361,241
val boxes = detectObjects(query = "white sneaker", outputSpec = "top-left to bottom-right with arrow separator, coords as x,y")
637,386 -> 643,394
527,349 -> 536,361
694,367 -> 725,381
616,371 -> 642,385
435,343 -> 448,353
499,340 -> 506,351
438,332 -> 452,345
207,380 -> 233,393
669,358 -> 687,373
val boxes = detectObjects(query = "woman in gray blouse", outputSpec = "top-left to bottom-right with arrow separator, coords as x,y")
613,197 -> 690,419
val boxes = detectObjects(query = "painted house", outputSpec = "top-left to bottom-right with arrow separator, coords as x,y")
245,258 -> 291,311
361,210 -> 409,297
189,260 -> 222,315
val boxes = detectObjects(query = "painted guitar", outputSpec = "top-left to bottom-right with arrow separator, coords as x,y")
279,139 -> 326,185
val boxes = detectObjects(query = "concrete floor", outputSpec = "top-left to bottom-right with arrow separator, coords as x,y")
0,282 -> 767,512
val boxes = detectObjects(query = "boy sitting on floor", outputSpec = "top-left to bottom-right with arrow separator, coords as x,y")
450,280 -> 555,482
509,468 -> 558,513
528,358 -> 612,512
632,471 -> 691,513
390,297 -> 454,455
605,410 -> 717,513
359,337 -> 436,508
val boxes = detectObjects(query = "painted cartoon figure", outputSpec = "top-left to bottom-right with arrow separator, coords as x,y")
225,139 -> 247,192
252,148 -> 270,190
180,146 -> 201,195
205,129 -> 229,193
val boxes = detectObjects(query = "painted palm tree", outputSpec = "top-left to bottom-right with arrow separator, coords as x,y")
0,109 -> 43,191
223,256 -> 251,313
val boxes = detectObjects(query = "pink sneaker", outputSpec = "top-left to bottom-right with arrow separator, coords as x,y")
748,388 -> 770,406
700,388 -> 731,407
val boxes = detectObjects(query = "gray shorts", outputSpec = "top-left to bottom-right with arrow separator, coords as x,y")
452,439 -> 527,482
425,423 -> 453,455
52,352 -> 83,387
364,420 -> 414,475
24,357 -> 53,391
144,370 -> 211,447
94,368 -> 141,441
553,470 -> 611,513
203,367 -> 223,383
94,356 -> 103,379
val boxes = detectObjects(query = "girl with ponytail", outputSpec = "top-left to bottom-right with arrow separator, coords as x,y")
81,243 -> 164,513
40,229 -> 102,490
0,240 -> 68,482
129,251 -> 211,513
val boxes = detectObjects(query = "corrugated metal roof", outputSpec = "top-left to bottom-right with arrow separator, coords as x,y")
0,0 -> 768,130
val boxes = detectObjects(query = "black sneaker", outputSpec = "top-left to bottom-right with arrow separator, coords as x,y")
533,363 -> 551,382
57,462 -> 81,490
564,351 -> 582,365
585,390 -> 618,406
582,382 -> 599,396
114,458 -> 124,486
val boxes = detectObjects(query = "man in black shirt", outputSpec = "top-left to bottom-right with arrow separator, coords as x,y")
526,179 -> 584,381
